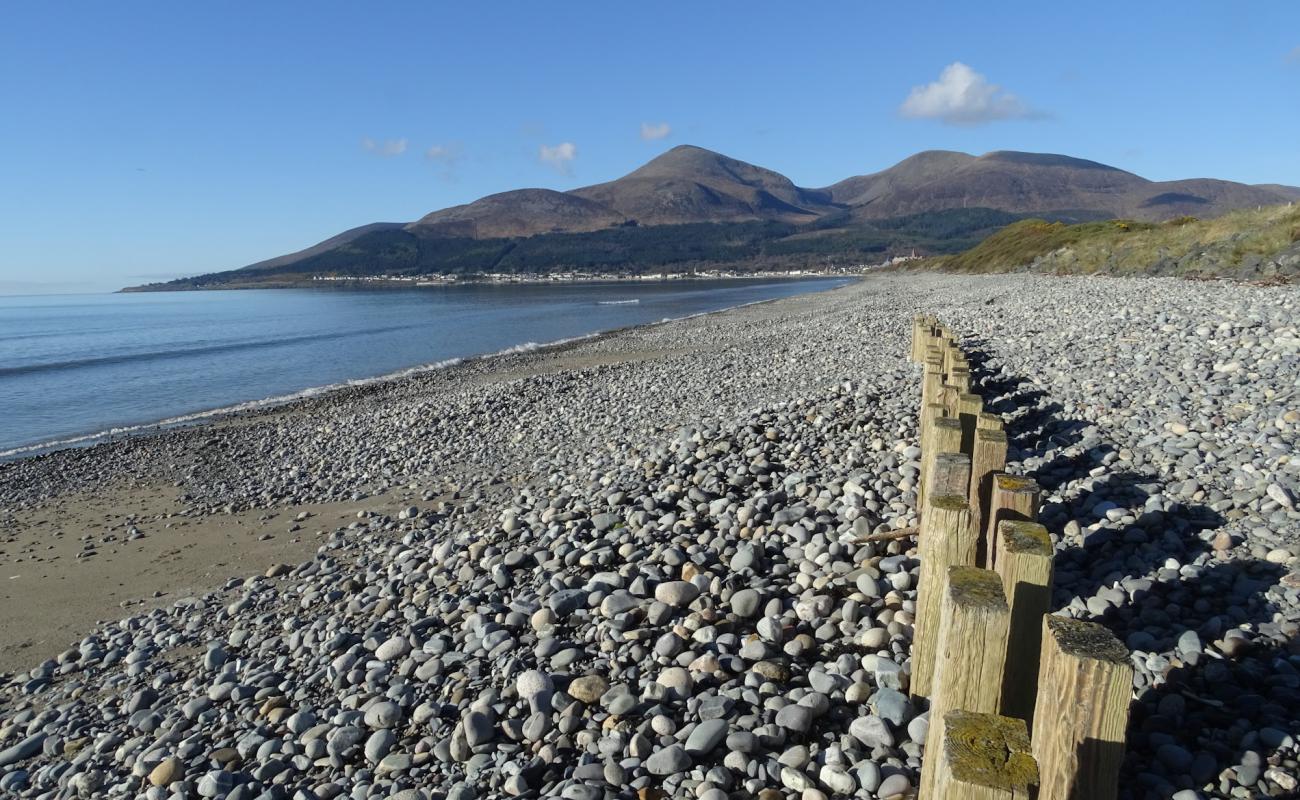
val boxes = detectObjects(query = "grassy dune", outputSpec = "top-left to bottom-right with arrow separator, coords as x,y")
924,203 -> 1300,278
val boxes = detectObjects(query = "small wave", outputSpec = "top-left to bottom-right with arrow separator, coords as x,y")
2,279 -> 849,460
0,357 -> 463,459
0,331 -> 608,460
0,324 -> 418,378
597,299 -> 640,305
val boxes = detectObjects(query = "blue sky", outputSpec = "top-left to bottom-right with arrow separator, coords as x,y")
1,1 -> 1297,293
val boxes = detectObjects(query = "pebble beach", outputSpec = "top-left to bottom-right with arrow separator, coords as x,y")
1,272 -> 1298,800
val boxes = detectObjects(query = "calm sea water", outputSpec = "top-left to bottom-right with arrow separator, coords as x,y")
0,278 -> 846,457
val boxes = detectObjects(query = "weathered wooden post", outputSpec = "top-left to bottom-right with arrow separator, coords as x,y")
1032,616 -> 1132,800
930,452 -> 972,500
910,494 -> 974,699
930,710 -> 1039,800
919,417 -> 962,510
994,520 -> 1054,728
922,356 -> 944,411
984,474 -> 1041,570
911,315 -> 926,362
919,566 -> 1011,799
969,428 -> 1009,563
948,366 -> 972,395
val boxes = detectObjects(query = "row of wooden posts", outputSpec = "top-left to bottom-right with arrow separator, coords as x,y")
908,316 -> 1134,800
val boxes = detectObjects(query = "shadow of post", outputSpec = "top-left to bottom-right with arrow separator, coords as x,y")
959,333 -> 1299,800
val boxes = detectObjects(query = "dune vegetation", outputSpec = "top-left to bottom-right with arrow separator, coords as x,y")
924,202 -> 1300,278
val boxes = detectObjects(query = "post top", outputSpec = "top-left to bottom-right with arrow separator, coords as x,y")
944,710 -> 1039,791
998,520 -> 1052,555
947,566 -> 1008,610
994,474 -> 1039,493
1046,615 -> 1130,664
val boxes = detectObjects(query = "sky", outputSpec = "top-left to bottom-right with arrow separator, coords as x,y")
1,1 -> 1298,293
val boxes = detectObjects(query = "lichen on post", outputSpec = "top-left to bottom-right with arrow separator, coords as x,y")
918,566 -> 1011,799
932,710 -> 1039,799
983,473 -> 1040,569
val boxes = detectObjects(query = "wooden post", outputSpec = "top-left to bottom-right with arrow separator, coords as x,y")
931,710 -> 1039,800
957,393 -> 983,456
994,520 -> 1054,729
919,566 -> 1011,800
922,358 -> 944,411
919,401 -> 944,454
1032,616 -> 1132,800
984,474 -> 1040,571
969,428 -> 1008,564
948,367 -> 972,395
930,452 -> 971,500
910,495 -> 974,700
941,383 -> 962,416
920,418 -> 962,510
911,315 -> 926,362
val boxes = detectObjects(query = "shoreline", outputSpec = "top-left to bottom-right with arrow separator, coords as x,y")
2,277 -> 854,463
1,272 -> 1296,798
119,269 -> 863,293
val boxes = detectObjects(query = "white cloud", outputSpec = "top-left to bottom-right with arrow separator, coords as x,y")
361,137 -> 408,157
640,121 -> 672,141
425,143 -> 461,161
899,62 -> 1038,125
539,142 -> 577,174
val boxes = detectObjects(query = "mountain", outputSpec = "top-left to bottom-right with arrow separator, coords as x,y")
240,222 -> 406,272
569,145 -> 835,226
408,189 -> 628,238
827,150 -> 1287,222
126,145 -> 1300,290
1255,183 -> 1300,201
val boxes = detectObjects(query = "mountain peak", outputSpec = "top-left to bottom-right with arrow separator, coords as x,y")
976,151 -> 1126,172
570,145 -> 831,227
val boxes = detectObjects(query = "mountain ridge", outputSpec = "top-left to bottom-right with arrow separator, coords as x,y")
134,145 -> 1299,289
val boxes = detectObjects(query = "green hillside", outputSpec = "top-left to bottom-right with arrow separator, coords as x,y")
926,203 -> 1300,278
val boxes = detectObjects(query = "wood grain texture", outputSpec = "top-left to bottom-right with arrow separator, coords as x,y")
970,427 -> 1009,564
1031,615 -> 1132,800
931,452 -> 972,500
919,566 -> 1011,799
984,473 -> 1040,571
910,494 -> 974,700
994,520 -> 1054,729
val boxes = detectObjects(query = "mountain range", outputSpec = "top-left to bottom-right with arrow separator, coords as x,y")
131,146 -> 1300,289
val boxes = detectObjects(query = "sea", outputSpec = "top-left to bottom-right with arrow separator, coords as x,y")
0,277 -> 847,458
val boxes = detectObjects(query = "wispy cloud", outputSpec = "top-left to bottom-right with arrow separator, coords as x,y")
900,62 -> 1040,125
539,142 -> 577,174
425,142 -> 465,181
361,136 -> 408,157
640,121 -> 672,141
